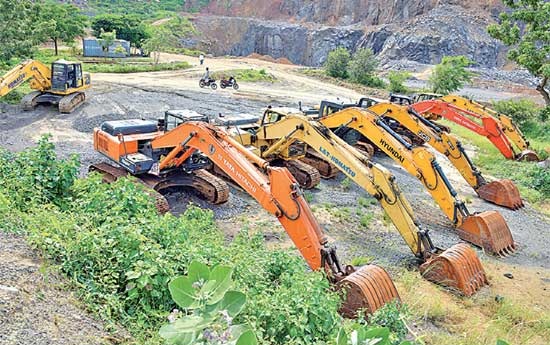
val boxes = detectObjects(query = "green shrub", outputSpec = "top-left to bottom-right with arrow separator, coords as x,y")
388,71 -> 411,93
348,48 -> 384,88
0,137 -> 344,344
325,47 -> 351,79
491,99 -> 540,126
429,56 -> 473,94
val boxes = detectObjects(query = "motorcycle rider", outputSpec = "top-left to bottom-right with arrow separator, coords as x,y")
202,67 -> 211,83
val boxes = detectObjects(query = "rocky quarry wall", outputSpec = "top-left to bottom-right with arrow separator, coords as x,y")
184,1 -> 506,67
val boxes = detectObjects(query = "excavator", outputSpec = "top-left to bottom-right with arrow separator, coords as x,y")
391,93 -> 540,162
0,59 -> 91,113
91,109 -> 230,209
312,98 -> 524,211
219,108 -> 488,295
311,103 -> 516,255
91,111 -> 403,317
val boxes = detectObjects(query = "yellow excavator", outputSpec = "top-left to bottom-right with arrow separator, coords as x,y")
311,98 -> 524,211
309,103 -> 516,256
218,109 -> 488,296
0,59 -> 91,113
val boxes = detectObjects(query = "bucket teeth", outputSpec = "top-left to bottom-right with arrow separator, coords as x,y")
338,265 -> 400,318
516,150 -> 540,162
420,243 -> 488,296
477,179 -> 524,210
457,211 -> 516,256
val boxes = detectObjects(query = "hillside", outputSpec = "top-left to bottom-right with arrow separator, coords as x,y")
183,0 -> 507,67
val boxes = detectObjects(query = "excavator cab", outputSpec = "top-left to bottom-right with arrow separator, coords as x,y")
50,60 -> 90,92
413,93 -> 442,103
389,94 -> 413,105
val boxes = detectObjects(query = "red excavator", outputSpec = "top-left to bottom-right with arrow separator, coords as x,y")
391,93 -> 541,162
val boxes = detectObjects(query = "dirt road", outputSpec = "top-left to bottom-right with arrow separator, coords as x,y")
1,53 -> 549,344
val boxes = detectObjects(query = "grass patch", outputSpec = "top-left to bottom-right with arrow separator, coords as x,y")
211,68 -> 277,83
395,261 -> 550,345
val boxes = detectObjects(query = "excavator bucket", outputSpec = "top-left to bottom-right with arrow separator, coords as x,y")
338,265 -> 400,318
420,243 -> 488,296
457,211 -> 516,256
477,179 -> 524,210
516,150 -> 540,162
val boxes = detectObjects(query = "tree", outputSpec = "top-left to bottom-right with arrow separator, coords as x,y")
38,3 -> 87,55
429,56 -> 473,94
142,27 -> 178,65
99,30 -> 116,53
388,71 -> 411,93
488,0 -> 550,106
348,48 -> 383,87
0,0 -> 45,63
325,47 -> 351,79
92,14 -> 150,48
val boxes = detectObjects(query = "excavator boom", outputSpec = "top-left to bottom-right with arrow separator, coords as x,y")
317,104 -> 516,256
412,95 -> 540,161
374,103 -> 524,210
0,60 -> 52,96
230,110 -> 488,295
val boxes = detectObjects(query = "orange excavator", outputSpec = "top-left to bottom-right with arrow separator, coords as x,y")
391,93 -> 541,162
91,111 -> 401,316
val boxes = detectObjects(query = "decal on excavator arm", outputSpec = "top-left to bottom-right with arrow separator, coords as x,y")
378,138 -> 405,163
318,146 -> 356,177
216,153 -> 257,193
8,73 -> 26,89
416,131 -> 431,142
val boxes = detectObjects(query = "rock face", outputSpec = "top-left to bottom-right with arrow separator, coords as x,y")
187,1 -> 506,67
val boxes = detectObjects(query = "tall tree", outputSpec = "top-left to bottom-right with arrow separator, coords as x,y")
38,3 -> 87,56
92,14 -> 149,48
488,0 -> 550,106
0,0 -> 45,62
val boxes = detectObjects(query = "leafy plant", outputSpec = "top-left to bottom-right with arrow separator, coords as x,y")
388,71 -> 411,93
488,0 -> 550,106
336,325 -> 412,345
325,47 -> 351,79
429,56 -> 473,94
159,261 -> 257,345
348,48 -> 384,88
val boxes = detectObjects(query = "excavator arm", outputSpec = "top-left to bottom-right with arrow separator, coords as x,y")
317,105 -> 515,256
439,95 -> 540,161
0,60 -> 52,97
150,121 -> 400,315
233,112 -> 488,295
374,104 -> 524,210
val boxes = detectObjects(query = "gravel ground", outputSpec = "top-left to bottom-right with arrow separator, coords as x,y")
0,76 -> 548,342
0,233 -> 126,345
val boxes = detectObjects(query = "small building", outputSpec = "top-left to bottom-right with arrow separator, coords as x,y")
83,38 -> 130,58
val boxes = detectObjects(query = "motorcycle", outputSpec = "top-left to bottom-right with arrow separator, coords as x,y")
199,78 -> 217,90
220,77 -> 239,90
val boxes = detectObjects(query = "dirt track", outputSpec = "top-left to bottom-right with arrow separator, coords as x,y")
1,54 -> 549,344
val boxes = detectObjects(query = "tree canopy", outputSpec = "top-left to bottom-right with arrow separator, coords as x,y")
38,2 -> 87,55
0,0 -> 45,63
92,14 -> 150,48
488,0 -> 550,105
429,56 -> 474,94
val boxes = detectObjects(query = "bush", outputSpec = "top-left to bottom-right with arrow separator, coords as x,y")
491,99 -> 550,141
348,48 -> 384,87
0,137 -> 345,344
325,47 -> 351,79
387,71 -> 411,93
429,56 -> 473,94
